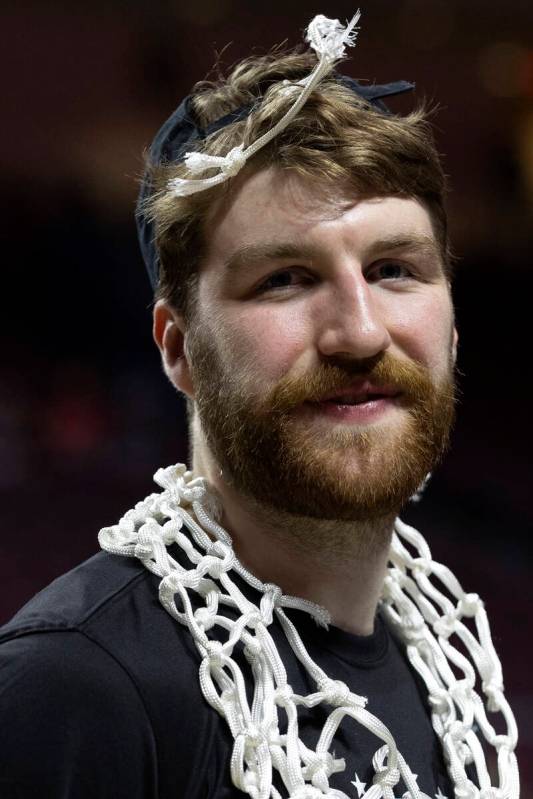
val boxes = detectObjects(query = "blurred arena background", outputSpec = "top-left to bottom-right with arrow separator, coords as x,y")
1,0 -> 531,787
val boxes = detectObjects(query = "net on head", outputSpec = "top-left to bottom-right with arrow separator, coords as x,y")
137,19 -> 451,322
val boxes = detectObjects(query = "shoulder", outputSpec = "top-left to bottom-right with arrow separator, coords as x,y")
0,550 -> 226,798
0,550 -> 194,680
0,549 -> 200,700
0,556 -> 159,796
0,550 -> 149,639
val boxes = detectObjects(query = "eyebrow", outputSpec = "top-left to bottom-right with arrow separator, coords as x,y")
223,233 -> 443,274
223,242 -> 319,273
364,233 -> 443,264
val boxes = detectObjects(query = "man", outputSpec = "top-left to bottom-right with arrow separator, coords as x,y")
0,13 -> 519,799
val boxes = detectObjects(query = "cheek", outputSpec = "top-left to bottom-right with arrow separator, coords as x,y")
219,305 -> 310,378
384,291 -> 455,373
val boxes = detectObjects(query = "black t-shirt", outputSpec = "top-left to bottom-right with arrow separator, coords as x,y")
0,547 -> 454,798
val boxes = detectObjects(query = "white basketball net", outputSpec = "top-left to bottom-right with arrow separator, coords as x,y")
98,464 -> 519,799
167,11 -> 361,198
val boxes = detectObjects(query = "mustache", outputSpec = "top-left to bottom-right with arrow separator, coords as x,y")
265,353 -> 442,413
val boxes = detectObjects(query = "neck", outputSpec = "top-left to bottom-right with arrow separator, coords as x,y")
193,449 -> 395,636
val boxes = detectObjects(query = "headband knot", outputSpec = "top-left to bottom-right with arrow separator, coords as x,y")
183,144 -> 247,179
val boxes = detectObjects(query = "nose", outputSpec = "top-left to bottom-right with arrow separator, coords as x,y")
316,272 -> 392,360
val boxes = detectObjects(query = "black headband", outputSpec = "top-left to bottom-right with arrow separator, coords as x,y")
136,77 -> 415,291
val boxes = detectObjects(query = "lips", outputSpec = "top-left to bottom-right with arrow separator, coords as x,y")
322,394 -> 391,406
314,381 -> 401,406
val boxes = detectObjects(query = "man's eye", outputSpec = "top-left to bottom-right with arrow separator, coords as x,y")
256,269 -> 312,293
368,262 -> 412,281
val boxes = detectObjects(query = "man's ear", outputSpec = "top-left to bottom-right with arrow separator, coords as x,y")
153,300 -> 195,398
452,326 -> 459,365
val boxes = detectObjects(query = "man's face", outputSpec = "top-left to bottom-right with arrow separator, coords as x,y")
185,168 -> 457,521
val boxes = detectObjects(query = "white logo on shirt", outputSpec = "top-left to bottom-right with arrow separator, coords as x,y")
350,770 -> 448,799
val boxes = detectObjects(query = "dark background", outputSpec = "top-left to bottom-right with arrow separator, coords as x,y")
1,0 -> 532,789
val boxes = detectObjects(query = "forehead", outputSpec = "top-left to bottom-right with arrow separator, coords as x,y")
203,166 -> 439,266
